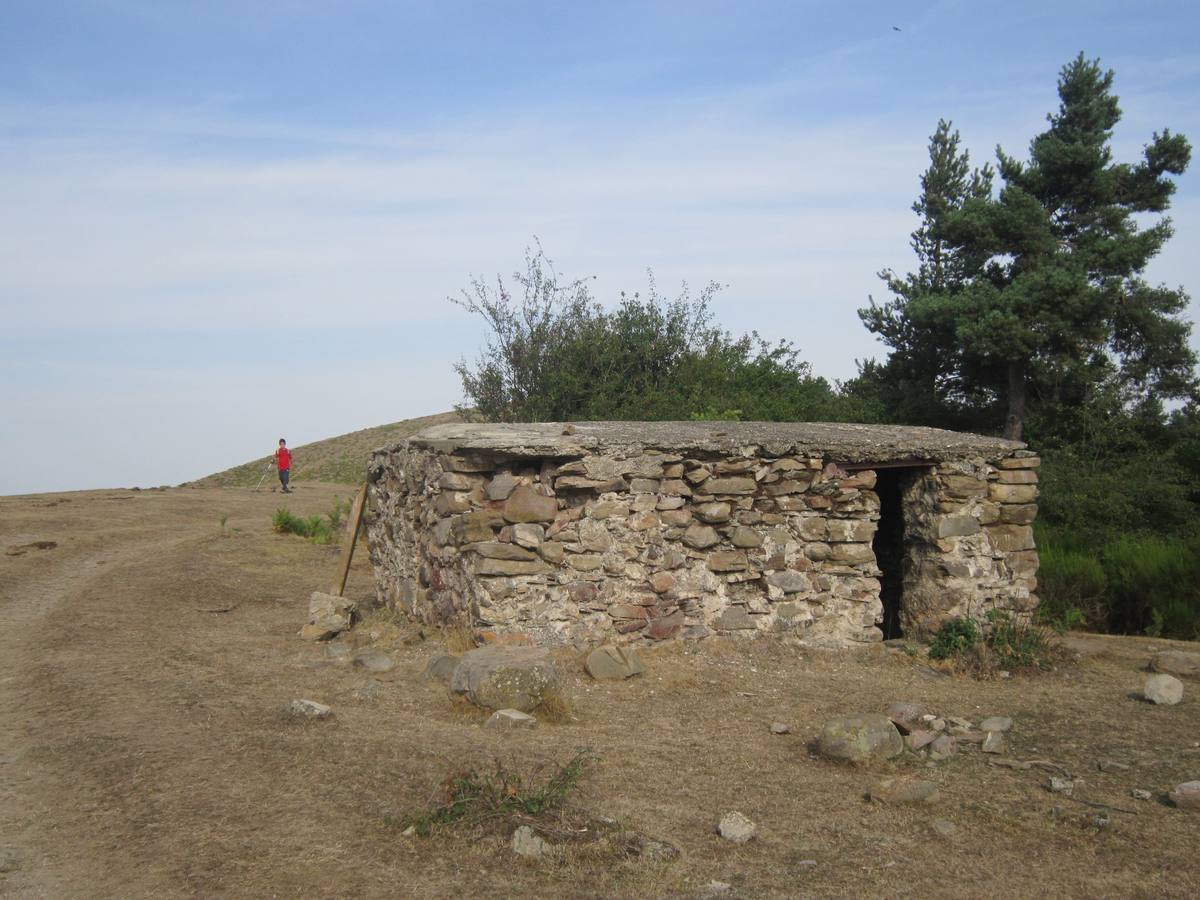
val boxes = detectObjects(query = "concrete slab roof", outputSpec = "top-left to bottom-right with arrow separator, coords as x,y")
387,421 -> 1026,465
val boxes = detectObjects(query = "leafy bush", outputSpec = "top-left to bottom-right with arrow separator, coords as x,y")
272,508 -> 337,544
928,618 -> 980,660
452,243 -> 858,424
984,610 -> 1058,670
400,750 -> 595,837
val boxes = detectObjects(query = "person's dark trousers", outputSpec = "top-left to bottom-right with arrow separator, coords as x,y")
279,469 -> 291,492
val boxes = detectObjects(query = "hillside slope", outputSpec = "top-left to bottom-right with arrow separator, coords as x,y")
191,410 -> 462,487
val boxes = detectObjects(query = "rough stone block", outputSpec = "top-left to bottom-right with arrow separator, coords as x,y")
999,503 -> 1038,525
986,524 -> 1035,552
502,486 -> 559,523
829,543 -> 875,564
707,551 -> 748,572
705,476 -> 757,495
476,557 -> 553,577
936,516 -> 981,539
816,714 -> 903,763
584,644 -> 645,679
989,483 -> 1038,504
997,456 -> 1040,469
472,541 -> 537,561
450,646 -> 561,712
940,475 -> 988,498
995,469 -> 1038,484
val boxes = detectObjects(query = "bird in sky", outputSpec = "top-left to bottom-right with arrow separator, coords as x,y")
893,25 -> 902,32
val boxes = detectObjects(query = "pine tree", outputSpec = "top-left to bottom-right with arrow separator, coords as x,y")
862,54 -> 1197,441
858,120 -> 995,426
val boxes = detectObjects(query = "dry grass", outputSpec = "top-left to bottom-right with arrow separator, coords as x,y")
189,410 -> 463,487
1,484 -> 1199,898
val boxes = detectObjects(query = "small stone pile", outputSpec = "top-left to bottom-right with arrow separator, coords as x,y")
300,592 -> 356,642
885,701 -> 1013,759
815,702 -> 1013,765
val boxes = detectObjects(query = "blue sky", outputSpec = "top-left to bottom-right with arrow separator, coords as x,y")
2,1 -> 1198,493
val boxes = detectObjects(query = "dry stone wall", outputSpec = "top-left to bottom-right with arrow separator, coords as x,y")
365,423 -> 1039,647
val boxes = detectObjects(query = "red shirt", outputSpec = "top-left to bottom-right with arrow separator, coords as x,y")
276,447 -> 292,470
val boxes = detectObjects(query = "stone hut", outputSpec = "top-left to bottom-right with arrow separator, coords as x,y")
365,422 -> 1040,647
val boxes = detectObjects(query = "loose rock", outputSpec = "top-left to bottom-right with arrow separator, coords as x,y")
816,714 -> 904,763
770,722 -> 792,735
512,825 -> 549,858
982,732 -> 1005,754
352,650 -> 396,674
931,819 -> 956,837
929,734 -> 957,760
980,716 -> 1012,733
584,645 -> 645,680
1169,781 -> 1200,810
869,777 -> 940,805
885,701 -> 925,734
449,646 -> 561,712
486,708 -> 538,730
0,847 -> 22,873
423,653 -> 460,682
1149,650 -> 1200,678
717,811 -> 757,844
288,699 -> 333,719
1131,789 -> 1153,801
1048,776 -> 1074,795
1144,673 -> 1184,705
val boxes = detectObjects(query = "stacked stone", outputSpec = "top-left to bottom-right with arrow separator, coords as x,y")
901,451 -> 1040,634
367,446 -> 891,646
365,424 -> 1040,647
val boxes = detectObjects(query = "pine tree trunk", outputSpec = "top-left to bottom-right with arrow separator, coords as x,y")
1004,360 -> 1027,442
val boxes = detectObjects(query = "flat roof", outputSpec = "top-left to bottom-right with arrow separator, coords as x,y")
387,421 -> 1025,464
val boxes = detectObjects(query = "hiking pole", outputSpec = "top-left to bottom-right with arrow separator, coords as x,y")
254,463 -> 271,492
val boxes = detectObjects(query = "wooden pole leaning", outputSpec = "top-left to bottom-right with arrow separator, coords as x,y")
331,482 -> 369,597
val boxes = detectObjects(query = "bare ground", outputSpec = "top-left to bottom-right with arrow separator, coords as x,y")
1,485 -> 1197,899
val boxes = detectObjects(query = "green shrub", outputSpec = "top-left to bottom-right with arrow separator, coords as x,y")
1034,527 -> 1108,632
272,508 -> 337,545
984,610 -> 1058,670
1102,534 -> 1200,640
928,618 -> 979,660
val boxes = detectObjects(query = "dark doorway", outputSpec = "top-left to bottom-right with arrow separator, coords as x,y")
871,468 -> 916,639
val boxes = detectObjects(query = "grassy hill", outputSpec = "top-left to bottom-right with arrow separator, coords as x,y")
191,410 -> 462,487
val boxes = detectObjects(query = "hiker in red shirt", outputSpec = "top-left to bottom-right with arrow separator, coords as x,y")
274,438 -> 293,493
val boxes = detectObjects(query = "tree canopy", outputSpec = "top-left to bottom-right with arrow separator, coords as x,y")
860,54 -> 1197,441
452,245 -> 854,424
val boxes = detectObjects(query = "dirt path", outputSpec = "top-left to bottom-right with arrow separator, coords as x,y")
1,486 -> 1198,899
0,484 -> 369,897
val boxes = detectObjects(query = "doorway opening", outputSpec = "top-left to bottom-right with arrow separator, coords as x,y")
870,467 -> 922,639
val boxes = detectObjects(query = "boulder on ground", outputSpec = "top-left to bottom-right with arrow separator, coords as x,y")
980,716 -> 1013,733
287,699 -> 333,719
1144,673 -> 1184,706
1169,781 -> 1200,810
929,734 -> 957,760
717,811 -> 757,844
485,709 -> 538,730
423,653 -> 460,682
584,645 -> 645,680
307,591 -> 357,635
884,701 -> 925,734
816,714 -> 904,763
869,777 -> 940,804
450,646 -> 561,712
352,650 -> 395,673
1151,650 -> 1200,679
